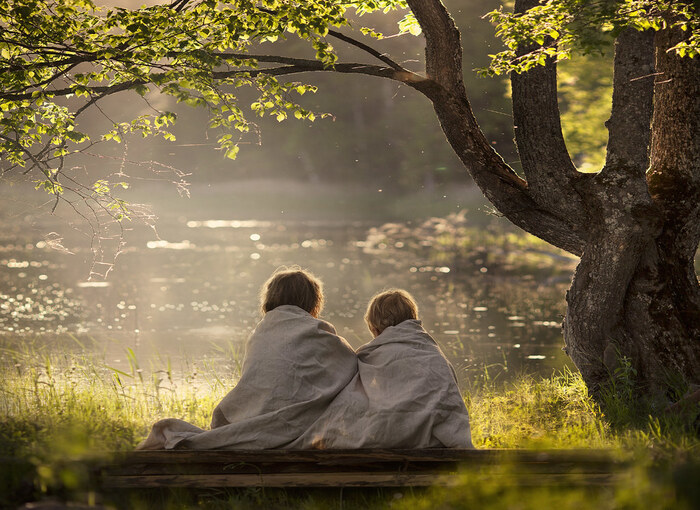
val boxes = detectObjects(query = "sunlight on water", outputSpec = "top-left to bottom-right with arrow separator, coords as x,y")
149,277 -> 186,283
76,281 -> 111,288
146,240 -> 195,250
187,220 -> 273,228
0,211 -> 574,382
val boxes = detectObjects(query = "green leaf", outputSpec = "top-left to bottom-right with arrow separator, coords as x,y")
224,145 -> 239,159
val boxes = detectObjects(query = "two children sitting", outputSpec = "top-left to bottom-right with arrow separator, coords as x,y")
139,267 -> 472,450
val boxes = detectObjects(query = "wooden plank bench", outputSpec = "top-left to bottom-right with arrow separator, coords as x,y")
98,449 -> 628,488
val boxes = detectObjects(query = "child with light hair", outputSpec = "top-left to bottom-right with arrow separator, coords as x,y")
364,288 -> 419,337
138,267 -> 357,450
292,288 -> 473,449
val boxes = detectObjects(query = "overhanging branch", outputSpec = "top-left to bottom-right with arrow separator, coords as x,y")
0,55 -> 425,101
216,59 -> 420,82
254,5 -> 408,72
326,29 -> 406,71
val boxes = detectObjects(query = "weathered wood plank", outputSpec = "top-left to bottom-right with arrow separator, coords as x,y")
110,448 -> 482,464
104,459 -> 618,477
98,449 -> 628,489
110,448 -> 619,465
103,472 -> 452,488
102,471 -> 626,488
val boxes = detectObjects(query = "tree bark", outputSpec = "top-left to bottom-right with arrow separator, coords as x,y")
564,24 -> 700,398
563,28 -> 661,394
511,0 -> 587,230
630,22 -> 700,392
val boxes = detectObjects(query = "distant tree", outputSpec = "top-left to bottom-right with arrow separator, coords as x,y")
1,0 -> 698,402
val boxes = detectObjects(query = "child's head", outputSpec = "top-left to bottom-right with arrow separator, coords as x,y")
364,289 -> 419,337
260,267 -> 324,318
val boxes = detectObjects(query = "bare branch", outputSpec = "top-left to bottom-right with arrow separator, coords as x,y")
170,0 -> 191,13
326,29 -> 406,71
0,133 -> 52,177
215,60 -> 420,82
254,5 -> 408,71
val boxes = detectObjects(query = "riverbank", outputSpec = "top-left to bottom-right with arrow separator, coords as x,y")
1,349 -> 697,509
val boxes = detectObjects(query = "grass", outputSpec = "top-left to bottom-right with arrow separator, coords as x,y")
468,369 -> 610,449
1,348 -> 698,509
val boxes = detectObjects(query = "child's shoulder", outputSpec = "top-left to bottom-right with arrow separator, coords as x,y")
316,318 -> 337,335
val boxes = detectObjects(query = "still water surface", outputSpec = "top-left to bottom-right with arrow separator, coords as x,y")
0,224 -> 572,385
0,193 -> 574,385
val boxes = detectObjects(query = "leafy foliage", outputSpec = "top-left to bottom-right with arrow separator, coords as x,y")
0,0 -> 422,276
1,0 -> 695,274
4,0 -> 688,202
0,0 -> 413,202
483,0 -> 700,76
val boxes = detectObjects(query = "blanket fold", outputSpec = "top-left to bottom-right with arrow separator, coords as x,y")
289,319 -> 473,449
138,305 -> 357,450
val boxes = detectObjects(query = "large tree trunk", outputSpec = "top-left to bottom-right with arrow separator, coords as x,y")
405,0 -> 700,402
565,24 -> 700,398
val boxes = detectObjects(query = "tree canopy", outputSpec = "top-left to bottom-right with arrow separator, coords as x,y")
2,0 -> 696,209
1,0 -> 414,209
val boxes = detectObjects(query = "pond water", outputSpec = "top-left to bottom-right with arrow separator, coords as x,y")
0,183 -> 575,386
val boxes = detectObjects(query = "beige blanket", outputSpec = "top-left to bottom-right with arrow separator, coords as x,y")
138,305 -> 357,449
290,319 -> 473,449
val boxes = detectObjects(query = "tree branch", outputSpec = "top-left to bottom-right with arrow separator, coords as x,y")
510,0 -> 587,229
0,53 -> 88,75
406,0 -> 585,254
26,62 -> 81,91
326,29 -> 406,71
604,28 -> 655,174
0,133 -> 55,184
215,59 -> 418,82
255,5 -> 407,71
170,0 -> 191,13
0,54 -> 425,101
405,0 -> 465,96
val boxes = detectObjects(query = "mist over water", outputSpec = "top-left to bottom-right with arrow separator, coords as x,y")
0,182 -> 574,386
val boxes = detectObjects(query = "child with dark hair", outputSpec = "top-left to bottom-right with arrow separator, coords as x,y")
292,288 -> 472,449
260,268 -> 324,318
138,267 -> 357,450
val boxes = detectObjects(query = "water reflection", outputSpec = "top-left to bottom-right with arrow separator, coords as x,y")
0,214 -> 574,384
